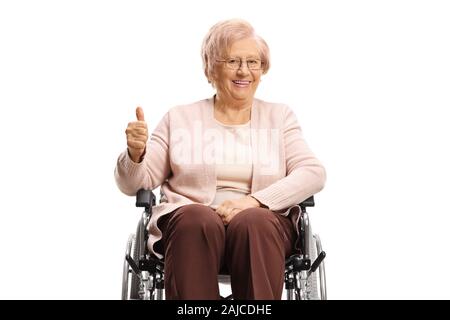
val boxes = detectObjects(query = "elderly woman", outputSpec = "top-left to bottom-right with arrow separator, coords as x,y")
115,19 -> 326,300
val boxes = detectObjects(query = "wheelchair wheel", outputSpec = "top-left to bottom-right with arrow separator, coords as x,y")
307,234 -> 319,300
301,233 -> 327,300
121,233 -> 141,300
129,222 -> 145,299
314,234 -> 327,300
293,230 -> 326,300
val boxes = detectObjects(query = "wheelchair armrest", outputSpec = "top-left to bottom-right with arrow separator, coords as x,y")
297,195 -> 315,256
299,196 -> 314,208
137,190 -> 314,209
136,189 -> 156,210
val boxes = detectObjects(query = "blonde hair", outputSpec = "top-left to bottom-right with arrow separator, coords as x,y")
201,19 -> 270,84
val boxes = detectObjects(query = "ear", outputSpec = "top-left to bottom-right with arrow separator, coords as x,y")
204,69 -> 212,84
207,71 -> 217,88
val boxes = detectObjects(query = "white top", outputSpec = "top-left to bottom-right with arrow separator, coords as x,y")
210,119 -> 253,209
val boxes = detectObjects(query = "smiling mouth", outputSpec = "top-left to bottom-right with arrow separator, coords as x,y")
232,80 -> 251,87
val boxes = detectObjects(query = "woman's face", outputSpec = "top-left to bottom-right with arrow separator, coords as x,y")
213,38 -> 263,105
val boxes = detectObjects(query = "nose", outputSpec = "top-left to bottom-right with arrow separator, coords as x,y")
236,63 -> 250,75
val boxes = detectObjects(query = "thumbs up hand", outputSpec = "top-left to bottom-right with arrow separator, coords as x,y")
125,106 -> 148,163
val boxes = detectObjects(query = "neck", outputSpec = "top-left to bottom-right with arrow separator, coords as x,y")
214,95 -> 252,124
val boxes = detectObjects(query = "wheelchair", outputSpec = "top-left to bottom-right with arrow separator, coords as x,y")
121,188 -> 327,300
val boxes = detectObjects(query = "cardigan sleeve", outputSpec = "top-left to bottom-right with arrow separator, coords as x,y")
114,111 -> 171,196
251,106 -> 326,211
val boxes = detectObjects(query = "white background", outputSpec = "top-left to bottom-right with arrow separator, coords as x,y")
1,0 -> 449,299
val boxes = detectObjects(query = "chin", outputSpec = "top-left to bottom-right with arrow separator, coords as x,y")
231,90 -> 254,98
232,95 -> 252,101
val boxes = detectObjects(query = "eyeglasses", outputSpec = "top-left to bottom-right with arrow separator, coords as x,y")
216,58 -> 263,70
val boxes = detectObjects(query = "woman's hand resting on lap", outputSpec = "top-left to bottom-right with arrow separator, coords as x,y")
216,196 -> 264,225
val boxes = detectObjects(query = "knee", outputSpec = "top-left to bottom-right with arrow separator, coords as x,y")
172,204 -> 224,233
227,207 -> 277,234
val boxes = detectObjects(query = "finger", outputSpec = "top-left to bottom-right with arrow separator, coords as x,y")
133,128 -> 148,135
224,209 -> 239,225
130,134 -> 148,142
216,208 -> 224,218
127,141 -> 145,150
126,130 -> 148,141
127,134 -> 147,143
223,214 -> 231,225
126,127 -> 147,136
218,210 -> 227,223
127,121 -> 147,129
136,106 -> 145,121
127,140 -> 146,149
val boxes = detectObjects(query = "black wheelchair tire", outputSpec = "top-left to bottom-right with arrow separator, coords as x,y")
129,222 -> 144,299
121,234 -> 139,300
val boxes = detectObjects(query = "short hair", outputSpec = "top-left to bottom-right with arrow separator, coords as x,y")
201,19 -> 270,84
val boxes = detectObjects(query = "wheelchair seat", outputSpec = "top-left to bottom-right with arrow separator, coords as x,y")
122,188 -> 327,300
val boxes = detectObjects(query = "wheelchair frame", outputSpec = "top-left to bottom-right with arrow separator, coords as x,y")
122,189 -> 327,300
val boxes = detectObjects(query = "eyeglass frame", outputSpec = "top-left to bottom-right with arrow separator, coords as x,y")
216,57 -> 265,70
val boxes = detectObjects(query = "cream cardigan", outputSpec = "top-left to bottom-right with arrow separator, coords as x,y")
115,97 -> 326,258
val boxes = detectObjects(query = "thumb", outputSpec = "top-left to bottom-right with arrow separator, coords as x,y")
136,106 -> 145,121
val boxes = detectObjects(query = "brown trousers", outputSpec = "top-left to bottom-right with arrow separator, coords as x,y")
155,204 -> 296,300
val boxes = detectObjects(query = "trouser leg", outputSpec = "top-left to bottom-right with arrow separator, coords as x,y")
225,208 -> 296,299
157,204 -> 225,299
